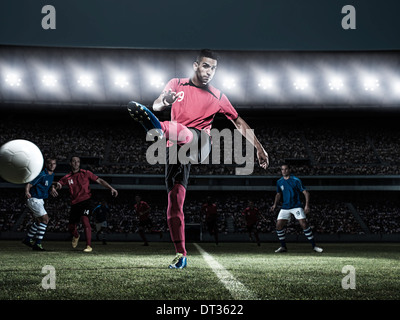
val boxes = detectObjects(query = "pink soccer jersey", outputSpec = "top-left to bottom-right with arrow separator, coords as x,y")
163,78 -> 239,135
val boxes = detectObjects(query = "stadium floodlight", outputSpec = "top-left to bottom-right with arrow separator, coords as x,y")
41,74 -> 58,88
293,76 -> 309,91
114,75 -> 129,89
223,76 -> 236,90
4,73 -> 22,87
363,76 -> 380,91
393,81 -> 400,95
77,74 -> 94,88
387,74 -> 400,97
258,76 -> 274,91
149,73 -> 165,89
328,76 -> 344,91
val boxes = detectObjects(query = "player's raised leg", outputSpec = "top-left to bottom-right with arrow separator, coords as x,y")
127,101 -> 164,138
127,101 -> 194,145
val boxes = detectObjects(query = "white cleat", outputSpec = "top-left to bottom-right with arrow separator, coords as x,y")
313,246 -> 323,253
274,246 -> 287,253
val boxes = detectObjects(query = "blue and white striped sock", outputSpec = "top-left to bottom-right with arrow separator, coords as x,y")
35,223 -> 48,244
27,223 -> 38,239
276,229 -> 286,248
303,227 -> 316,248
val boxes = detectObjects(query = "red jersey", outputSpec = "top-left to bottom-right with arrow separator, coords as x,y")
58,169 -> 99,205
202,203 -> 218,221
242,207 -> 259,225
134,201 -> 150,221
163,78 -> 239,135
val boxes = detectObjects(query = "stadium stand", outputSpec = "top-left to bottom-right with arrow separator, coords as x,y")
0,109 -> 399,241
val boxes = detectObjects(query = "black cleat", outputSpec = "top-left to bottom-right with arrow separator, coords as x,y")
22,238 -> 34,248
32,243 -> 45,251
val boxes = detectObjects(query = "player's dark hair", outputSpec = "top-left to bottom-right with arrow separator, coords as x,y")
69,156 -> 80,162
45,157 -> 56,164
280,162 -> 290,169
196,49 -> 218,62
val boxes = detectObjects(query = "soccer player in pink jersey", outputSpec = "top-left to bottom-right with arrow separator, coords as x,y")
51,156 -> 118,252
128,49 -> 269,268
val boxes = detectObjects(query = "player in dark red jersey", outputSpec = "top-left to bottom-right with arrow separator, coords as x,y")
134,194 -> 162,246
128,49 -> 269,268
242,201 -> 261,246
201,197 -> 219,245
51,156 -> 118,252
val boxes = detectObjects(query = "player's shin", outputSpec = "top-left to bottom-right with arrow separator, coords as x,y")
82,216 -> 92,247
276,228 -> 286,248
167,184 -> 187,256
303,227 -> 316,248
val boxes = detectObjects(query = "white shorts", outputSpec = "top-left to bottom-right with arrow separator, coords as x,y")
27,198 -> 47,218
96,221 -> 108,231
277,207 -> 306,221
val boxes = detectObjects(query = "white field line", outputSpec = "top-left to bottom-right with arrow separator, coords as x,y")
193,243 -> 259,300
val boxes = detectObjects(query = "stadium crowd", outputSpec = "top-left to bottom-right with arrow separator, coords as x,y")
1,112 -> 400,176
0,189 -> 398,236
1,112 -> 399,237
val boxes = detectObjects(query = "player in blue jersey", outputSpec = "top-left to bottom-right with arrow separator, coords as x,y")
270,163 -> 323,253
92,200 -> 110,245
22,158 -> 57,251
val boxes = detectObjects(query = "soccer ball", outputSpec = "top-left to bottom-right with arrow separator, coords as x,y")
0,139 -> 44,184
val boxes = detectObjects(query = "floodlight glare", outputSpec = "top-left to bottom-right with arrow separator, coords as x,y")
363,77 -> 380,91
114,75 -> 129,89
5,73 -> 22,87
393,81 -> 400,95
42,74 -> 58,87
78,74 -> 93,87
223,77 -> 236,90
258,77 -> 274,90
293,77 -> 309,91
149,74 -> 165,88
328,77 -> 344,91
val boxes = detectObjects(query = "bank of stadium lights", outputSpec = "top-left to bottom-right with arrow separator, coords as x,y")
41,74 -> 58,87
114,75 -> 129,89
328,77 -> 344,91
258,77 -> 274,90
148,73 -> 165,89
293,76 -> 309,91
77,74 -> 94,88
393,81 -> 400,95
363,77 -> 380,91
223,77 -> 236,90
4,73 -> 22,87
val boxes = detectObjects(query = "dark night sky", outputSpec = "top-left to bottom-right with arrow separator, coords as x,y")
0,0 -> 399,51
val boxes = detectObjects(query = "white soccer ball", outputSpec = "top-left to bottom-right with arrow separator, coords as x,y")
0,139 -> 44,184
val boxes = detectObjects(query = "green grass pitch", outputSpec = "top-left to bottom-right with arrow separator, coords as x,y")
0,241 -> 399,301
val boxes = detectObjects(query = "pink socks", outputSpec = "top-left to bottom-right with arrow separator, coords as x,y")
167,183 -> 187,256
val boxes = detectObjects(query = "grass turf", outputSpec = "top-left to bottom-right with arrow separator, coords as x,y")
0,240 -> 399,300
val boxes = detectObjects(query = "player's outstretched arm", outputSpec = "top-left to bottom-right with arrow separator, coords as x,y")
96,178 -> 118,197
231,116 -> 269,169
152,89 -> 179,112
